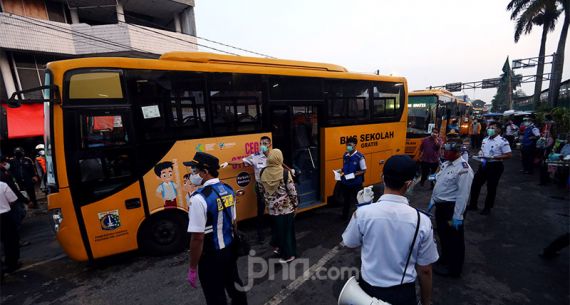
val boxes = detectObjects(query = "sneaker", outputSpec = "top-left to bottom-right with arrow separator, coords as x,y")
273,248 -> 280,255
279,256 -> 296,264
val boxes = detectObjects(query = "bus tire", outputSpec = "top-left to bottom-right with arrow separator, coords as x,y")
138,210 -> 188,256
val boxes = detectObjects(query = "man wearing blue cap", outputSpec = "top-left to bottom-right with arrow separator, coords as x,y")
185,152 -> 248,305
342,155 -> 439,305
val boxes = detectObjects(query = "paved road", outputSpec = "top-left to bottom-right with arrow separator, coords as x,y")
1,158 -> 568,305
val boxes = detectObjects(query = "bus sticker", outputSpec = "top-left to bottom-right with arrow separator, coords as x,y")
98,210 -> 121,231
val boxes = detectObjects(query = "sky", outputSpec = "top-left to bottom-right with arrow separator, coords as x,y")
195,0 -> 569,103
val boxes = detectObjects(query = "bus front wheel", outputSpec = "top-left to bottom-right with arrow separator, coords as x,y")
138,211 -> 188,256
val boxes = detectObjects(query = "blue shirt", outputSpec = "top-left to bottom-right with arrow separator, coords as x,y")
342,194 -> 439,287
341,151 -> 366,186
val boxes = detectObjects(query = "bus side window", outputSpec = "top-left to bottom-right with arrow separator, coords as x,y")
209,73 -> 262,135
80,115 -> 128,149
371,82 -> 404,122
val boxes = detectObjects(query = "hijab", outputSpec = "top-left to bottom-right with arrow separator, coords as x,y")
260,149 -> 284,195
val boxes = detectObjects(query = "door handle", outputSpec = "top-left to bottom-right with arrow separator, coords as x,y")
125,198 -> 141,209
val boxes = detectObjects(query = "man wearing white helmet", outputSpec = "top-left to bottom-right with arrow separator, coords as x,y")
35,144 -> 46,193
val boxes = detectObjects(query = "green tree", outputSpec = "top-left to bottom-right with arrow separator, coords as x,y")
548,1 -> 569,107
507,0 -> 562,108
492,58 -> 522,112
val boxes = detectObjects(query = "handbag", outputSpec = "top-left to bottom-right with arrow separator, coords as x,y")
211,186 -> 251,257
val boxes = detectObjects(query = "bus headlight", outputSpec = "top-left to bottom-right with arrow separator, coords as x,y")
50,208 -> 63,233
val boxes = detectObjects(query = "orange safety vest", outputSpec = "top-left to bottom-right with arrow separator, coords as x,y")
36,156 -> 46,173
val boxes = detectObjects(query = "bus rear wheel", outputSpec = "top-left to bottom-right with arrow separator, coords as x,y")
139,211 -> 188,256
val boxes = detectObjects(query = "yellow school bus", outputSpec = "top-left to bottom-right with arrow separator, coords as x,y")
405,89 -> 452,160
14,52 -> 407,261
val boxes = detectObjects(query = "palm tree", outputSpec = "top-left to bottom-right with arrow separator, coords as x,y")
548,1 -> 568,107
507,0 -> 561,109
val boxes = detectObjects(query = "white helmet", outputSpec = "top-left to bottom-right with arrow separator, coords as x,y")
35,144 -> 45,150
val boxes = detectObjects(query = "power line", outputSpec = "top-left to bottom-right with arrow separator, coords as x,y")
109,8 -> 275,58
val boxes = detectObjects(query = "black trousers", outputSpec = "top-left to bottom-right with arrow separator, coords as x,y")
198,246 -> 248,305
469,162 -> 504,211
0,212 -> 20,269
470,135 -> 480,150
271,213 -> 297,259
435,202 -> 464,276
360,279 -> 416,305
420,162 -> 438,184
254,183 -> 266,239
521,145 -> 536,173
340,183 -> 361,219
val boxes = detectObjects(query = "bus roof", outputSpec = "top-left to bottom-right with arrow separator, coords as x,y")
47,52 -> 406,84
160,52 -> 348,72
409,89 -> 454,97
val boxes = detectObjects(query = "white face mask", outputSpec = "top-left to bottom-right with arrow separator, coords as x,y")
190,173 -> 203,186
39,150 -> 45,156
3,163 -> 10,170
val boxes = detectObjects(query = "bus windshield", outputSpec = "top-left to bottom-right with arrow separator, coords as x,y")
407,95 -> 436,135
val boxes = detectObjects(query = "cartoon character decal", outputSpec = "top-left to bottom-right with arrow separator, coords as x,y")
154,161 -> 179,209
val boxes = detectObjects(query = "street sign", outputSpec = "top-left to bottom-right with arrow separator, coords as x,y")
482,78 -> 500,89
445,82 -> 462,92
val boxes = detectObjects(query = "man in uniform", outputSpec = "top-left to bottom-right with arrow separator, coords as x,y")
468,122 -> 512,215
9,147 -> 39,209
520,117 -> 540,174
342,155 -> 439,305
186,152 -> 248,305
338,137 -> 367,220
221,136 -> 284,242
430,138 -> 474,278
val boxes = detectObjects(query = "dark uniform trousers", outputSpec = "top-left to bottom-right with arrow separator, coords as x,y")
469,162 -> 504,211
420,162 -> 439,185
340,183 -> 361,220
435,202 -> 465,276
360,279 -> 416,305
521,145 -> 536,173
199,243 -> 248,305
0,212 -> 20,269
254,182 -> 266,239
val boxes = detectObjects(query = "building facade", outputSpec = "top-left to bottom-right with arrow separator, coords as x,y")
0,0 -> 197,152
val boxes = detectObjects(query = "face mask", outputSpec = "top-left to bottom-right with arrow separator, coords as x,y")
432,133 -> 438,137
443,150 -> 458,161
346,145 -> 354,152
487,128 -> 496,137
190,173 -> 203,186
39,150 -> 45,156
260,145 -> 268,153
2,163 -> 9,170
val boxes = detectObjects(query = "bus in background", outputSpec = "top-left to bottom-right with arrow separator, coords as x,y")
405,89 -> 453,160
9,52 -> 407,262
439,97 -> 473,139
457,99 -> 473,136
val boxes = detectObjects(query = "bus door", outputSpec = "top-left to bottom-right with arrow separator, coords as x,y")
64,108 -> 145,259
269,104 -> 321,208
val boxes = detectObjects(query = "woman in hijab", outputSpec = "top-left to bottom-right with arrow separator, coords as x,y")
259,149 -> 298,263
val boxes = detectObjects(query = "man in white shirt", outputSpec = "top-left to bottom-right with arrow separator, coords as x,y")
342,155 -> 439,305
221,136 -> 272,242
0,181 -> 21,273
431,138 -> 474,278
468,122 -> 512,215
